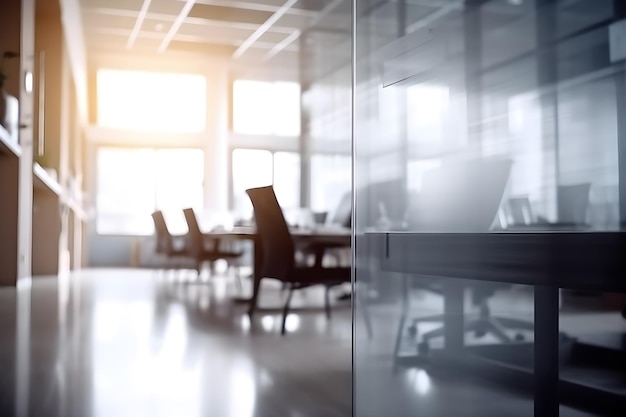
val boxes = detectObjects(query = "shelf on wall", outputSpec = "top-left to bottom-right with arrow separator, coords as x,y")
33,162 -> 62,195
0,125 -> 22,158
62,196 -> 88,220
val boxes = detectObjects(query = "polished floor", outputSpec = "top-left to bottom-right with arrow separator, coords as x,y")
0,268 -> 621,416
1,268 -> 352,417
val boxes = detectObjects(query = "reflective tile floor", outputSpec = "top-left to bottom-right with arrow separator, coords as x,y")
0,268 -> 352,417
0,268 -> 618,416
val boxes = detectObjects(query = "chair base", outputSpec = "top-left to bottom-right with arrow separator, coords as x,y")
408,313 -> 534,347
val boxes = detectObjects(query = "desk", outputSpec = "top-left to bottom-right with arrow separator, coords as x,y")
204,226 -> 351,315
365,231 -> 626,416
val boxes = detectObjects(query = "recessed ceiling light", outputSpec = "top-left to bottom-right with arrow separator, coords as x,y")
155,23 -> 164,32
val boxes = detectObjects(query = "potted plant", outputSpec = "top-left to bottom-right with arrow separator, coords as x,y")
0,51 -> 20,142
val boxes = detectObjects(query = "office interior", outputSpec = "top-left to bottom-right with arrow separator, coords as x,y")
0,0 -> 624,416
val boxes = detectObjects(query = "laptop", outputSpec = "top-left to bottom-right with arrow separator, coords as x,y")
407,158 -> 513,232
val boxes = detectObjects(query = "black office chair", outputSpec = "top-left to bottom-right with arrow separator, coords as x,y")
182,208 -> 243,279
151,210 -> 188,269
505,183 -> 591,229
246,185 -> 351,335
401,158 -> 534,352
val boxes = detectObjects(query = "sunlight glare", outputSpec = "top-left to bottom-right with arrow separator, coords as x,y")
97,69 -> 206,132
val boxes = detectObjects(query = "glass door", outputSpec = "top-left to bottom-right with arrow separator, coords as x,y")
353,1 -> 625,416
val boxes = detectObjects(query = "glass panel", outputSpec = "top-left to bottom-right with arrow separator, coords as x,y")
310,154 -> 352,214
155,148 -> 205,234
273,82 -> 301,136
273,151 -> 301,210
96,148 -> 156,235
354,270 -> 536,416
558,288 -> 626,416
232,80 -> 300,136
354,0 -> 622,416
231,148 -> 273,219
96,147 -> 204,235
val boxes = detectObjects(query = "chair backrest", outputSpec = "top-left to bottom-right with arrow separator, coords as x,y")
557,183 -> 591,225
151,210 -> 172,254
507,197 -> 534,225
407,158 -> 513,232
183,208 -> 203,256
246,185 -> 294,280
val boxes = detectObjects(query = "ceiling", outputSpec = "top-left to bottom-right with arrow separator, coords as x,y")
75,0 -> 604,82
77,0 -> 352,78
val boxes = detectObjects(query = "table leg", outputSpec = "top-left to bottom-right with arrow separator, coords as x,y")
534,285 -> 560,417
232,238 -> 261,305
443,280 -> 464,352
248,276 -> 262,318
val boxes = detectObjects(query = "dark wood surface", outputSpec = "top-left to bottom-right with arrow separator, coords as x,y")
205,226 -> 351,246
367,232 -> 626,293
368,231 -> 626,416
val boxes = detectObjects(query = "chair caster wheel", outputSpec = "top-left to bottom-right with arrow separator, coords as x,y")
417,341 -> 430,356
621,309 -> 626,319
407,325 -> 418,339
514,333 -> 525,342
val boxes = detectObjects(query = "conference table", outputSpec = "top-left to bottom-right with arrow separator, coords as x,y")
203,225 -> 352,316
365,230 -> 626,416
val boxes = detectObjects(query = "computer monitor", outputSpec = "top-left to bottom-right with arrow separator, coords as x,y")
407,158 -> 513,232
327,192 -> 352,228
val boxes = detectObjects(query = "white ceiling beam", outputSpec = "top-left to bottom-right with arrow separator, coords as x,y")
94,28 -> 297,50
158,0 -> 196,53
126,0 -> 153,49
193,0 -> 318,17
85,8 -> 296,34
264,29 -> 301,61
232,0 -> 298,59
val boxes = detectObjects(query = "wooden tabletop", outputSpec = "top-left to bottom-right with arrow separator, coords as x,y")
365,231 -> 626,292
205,226 -> 352,246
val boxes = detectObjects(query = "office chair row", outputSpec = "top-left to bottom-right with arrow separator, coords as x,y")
151,208 -> 243,278
152,189 -> 359,335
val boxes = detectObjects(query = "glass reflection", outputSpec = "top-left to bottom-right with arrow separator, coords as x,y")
228,365 -> 256,417
261,315 -> 275,332
405,368 -> 432,396
354,0 -> 624,415
15,280 -> 31,417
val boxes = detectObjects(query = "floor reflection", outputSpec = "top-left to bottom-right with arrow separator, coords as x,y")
9,267 -> 615,417
5,268 -> 351,417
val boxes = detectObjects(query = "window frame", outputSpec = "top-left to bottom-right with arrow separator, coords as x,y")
230,79 -> 302,138
95,68 -> 208,133
95,145 -> 205,236
229,147 -> 302,216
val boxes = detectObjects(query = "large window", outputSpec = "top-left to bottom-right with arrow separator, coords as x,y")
310,154 -> 351,213
97,69 -> 207,132
232,80 -> 300,136
231,149 -> 300,219
97,147 -> 204,235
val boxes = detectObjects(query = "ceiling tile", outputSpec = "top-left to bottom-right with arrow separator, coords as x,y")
168,40 -> 236,56
147,0 -> 194,16
188,3 -> 273,25
176,23 -> 254,44
83,12 -> 137,30
82,0 -> 145,13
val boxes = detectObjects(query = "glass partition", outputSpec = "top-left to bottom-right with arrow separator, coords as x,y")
353,1 -> 625,416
